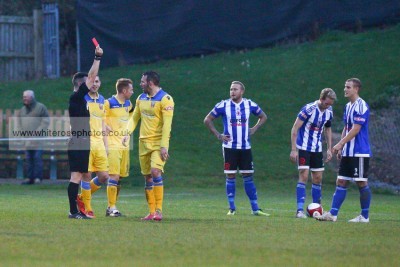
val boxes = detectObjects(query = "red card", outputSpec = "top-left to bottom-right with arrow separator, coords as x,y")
92,37 -> 99,47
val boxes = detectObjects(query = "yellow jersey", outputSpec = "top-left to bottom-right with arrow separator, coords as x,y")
105,95 -> 133,149
130,89 -> 174,148
84,93 -> 106,144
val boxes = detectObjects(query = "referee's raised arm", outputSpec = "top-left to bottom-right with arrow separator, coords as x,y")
86,45 -> 103,90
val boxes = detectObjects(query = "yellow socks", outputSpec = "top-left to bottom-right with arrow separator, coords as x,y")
153,177 -> 164,212
145,181 -> 156,213
116,182 -> 121,200
81,181 -> 92,212
107,179 -> 118,208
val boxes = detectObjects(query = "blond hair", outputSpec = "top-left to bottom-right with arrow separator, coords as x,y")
231,81 -> 245,90
320,88 -> 337,101
116,78 -> 133,93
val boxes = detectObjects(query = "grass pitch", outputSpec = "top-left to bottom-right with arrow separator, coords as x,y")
0,183 -> 399,266
1,23 -> 399,267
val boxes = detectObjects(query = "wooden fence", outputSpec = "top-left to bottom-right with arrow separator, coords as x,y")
0,11 -> 43,81
0,109 -> 70,179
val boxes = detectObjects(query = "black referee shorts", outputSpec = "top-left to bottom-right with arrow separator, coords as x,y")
67,137 -> 90,173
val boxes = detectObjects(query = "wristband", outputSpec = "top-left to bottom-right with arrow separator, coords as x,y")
94,55 -> 102,61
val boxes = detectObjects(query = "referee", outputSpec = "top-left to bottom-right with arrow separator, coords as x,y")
67,45 -> 103,219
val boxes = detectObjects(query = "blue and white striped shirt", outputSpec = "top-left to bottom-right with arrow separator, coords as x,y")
296,101 -> 333,152
210,98 -> 263,149
342,97 -> 371,157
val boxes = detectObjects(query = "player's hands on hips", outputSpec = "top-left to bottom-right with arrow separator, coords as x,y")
218,134 -> 231,142
160,147 -> 169,161
290,150 -> 298,163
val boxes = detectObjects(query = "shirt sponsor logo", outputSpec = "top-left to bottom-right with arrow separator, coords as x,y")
354,117 -> 365,122
309,122 -> 323,132
230,118 -> 247,127
230,119 -> 247,123
164,106 -> 174,111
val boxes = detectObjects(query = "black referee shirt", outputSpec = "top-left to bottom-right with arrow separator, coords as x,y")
68,82 -> 90,138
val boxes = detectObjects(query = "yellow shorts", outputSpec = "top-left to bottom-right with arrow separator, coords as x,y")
139,140 -> 165,175
88,141 -> 109,172
108,148 -> 130,177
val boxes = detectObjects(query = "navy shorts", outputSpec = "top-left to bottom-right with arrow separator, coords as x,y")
298,149 -> 324,171
338,157 -> 369,181
223,147 -> 254,174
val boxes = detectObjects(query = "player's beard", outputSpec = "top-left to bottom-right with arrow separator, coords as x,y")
143,85 -> 151,95
230,95 -> 239,102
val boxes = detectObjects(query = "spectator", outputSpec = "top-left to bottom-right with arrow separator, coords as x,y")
17,90 -> 50,185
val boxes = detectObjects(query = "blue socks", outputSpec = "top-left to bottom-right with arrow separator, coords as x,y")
330,186 -> 347,216
226,177 -> 236,211
226,175 -> 261,212
359,186 -> 371,219
311,183 -> 322,204
328,185 -> 371,218
243,175 -> 259,211
296,182 -> 306,211
296,183 -> 321,211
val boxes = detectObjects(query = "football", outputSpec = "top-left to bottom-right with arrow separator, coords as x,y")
306,203 -> 323,218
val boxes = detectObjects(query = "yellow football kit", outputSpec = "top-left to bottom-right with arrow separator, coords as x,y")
104,95 -> 133,210
129,89 -> 174,213
130,89 -> 174,174
82,93 -> 109,213
85,93 -> 108,172
105,95 -> 133,177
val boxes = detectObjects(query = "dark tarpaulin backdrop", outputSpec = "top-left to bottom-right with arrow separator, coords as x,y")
76,0 -> 400,71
